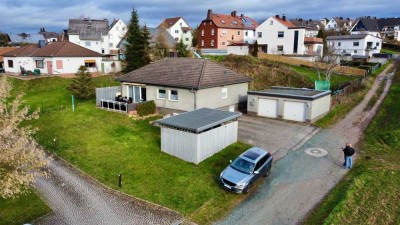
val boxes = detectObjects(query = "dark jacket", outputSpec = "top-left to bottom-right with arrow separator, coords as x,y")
343,146 -> 355,156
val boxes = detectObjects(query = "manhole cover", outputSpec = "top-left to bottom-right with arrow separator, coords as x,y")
304,148 -> 328,157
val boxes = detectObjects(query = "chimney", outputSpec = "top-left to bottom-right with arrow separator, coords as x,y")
38,40 -> 46,48
207,9 -> 213,20
231,11 -> 237,17
282,14 -> 286,21
276,15 -> 280,19
241,13 -> 244,19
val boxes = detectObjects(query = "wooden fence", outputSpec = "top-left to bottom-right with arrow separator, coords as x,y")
258,53 -> 367,76
331,78 -> 364,106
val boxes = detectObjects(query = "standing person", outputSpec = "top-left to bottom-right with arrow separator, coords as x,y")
342,143 -> 349,166
343,144 -> 355,169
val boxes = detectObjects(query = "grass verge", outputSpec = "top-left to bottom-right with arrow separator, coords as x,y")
380,48 -> 400,54
0,190 -> 51,225
7,76 -> 254,224
304,63 -> 400,225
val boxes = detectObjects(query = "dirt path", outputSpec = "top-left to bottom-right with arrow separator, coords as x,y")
216,60 -> 397,225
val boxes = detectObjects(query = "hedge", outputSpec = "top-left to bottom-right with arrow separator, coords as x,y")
136,100 -> 156,116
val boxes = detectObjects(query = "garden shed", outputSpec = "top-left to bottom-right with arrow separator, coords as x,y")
156,108 -> 241,164
247,87 -> 331,122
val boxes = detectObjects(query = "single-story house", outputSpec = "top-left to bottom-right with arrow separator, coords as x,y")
157,108 -> 241,164
115,58 -> 251,114
0,47 -> 18,70
3,41 -> 121,75
247,87 -> 331,122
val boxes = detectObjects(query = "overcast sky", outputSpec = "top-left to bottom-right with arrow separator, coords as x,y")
1,0 -> 398,33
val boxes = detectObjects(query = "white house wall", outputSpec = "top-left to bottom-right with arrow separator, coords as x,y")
166,18 -> 192,48
196,83 -> 248,110
69,34 -> 110,54
227,46 -> 249,55
109,20 -> 127,51
147,86 -> 195,112
256,17 -> 306,55
3,57 -> 34,73
311,94 -> 331,122
328,35 -> 382,57
244,29 -> 256,44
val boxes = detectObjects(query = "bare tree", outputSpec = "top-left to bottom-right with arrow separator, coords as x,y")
0,76 -> 50,198
152,28 -> 169,60
314,43 -> 341,81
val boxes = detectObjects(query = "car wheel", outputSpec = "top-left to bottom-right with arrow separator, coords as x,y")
243,182 -> 252,194
264,165 -> 272,177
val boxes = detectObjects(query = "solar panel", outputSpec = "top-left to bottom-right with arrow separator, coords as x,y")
243,151 -> 260,160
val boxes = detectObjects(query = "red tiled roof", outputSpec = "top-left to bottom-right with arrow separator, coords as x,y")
304,37 -> 323,44
159,17 -> 182,28
2,45 -> 39,57
274,17 -> 296,28
203,13 -> 259,30
32,41 -> 103,57
0,47 -> 18,62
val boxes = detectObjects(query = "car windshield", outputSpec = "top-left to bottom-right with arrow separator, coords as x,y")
230,158 -> 255,174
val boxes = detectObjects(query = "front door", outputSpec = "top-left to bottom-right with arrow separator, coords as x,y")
47,61 -> 52,74
101,63 -> 105,73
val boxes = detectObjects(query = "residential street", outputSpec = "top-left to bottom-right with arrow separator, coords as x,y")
33,158 -> 182,225
216,63 -> 396,225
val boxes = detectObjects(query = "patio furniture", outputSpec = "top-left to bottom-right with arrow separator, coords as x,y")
33,69 -> 40,76
0,68 -> 4,73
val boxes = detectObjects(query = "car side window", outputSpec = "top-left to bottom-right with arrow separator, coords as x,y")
255,155 -> 268,171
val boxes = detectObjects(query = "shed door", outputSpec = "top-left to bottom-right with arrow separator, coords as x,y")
47,61 -> 52,74
283,101 -> 305,122
258,98 -> 278,118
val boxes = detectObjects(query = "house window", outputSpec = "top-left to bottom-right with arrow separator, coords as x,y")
376,42 -> 380,46
35,60 -> 44,68
258,32 -> 262,38
211,29 -> 215,36
209,21 -> 212,25
109,43 -> 113,47
270,20 -> 273,25
354,50 -> 358,53
122,27 -> 126,31
85,41 -> 91,46
158,89 -> 166,99
221,20 -> 226,24
56,60 -> 63,69
8,60 -> 13,68
175,30 -> 179,34
353,42 -> 359,46
277,45 -> 284,51
201,40 -> 204,46
221,87 -> 228,99
109,34 -> 113,39
245,31 -> 248,36
128,86 -> 142,103
116,27 -> 119,31
278,31 -> 284,38
222,42 -> 226,45
185,38 -> 189,41
179,22 -> 183,26
211,40 -> 214,46
238,31 -> 241,35
102,49 -> 105,54
169,90 -> 178,101
201,30 -> 204,36
338,42 -> 341,47
231,35 -> 234,40
175,38 -> 179,41
184,31 -> 187,34
85,62 -> 96,68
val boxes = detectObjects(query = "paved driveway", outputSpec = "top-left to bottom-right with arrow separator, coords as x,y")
238,115 -> 318,158
33,158 -> 182,225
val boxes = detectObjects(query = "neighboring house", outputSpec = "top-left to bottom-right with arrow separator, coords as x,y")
256,15 -> 323,56
39,27 -> 59,43
3,41 -> 120,74
108,19 -> 127,54
290,18 -> 322,37
350,17 -> 381,37
198,9 -> 259,50
7,33 -> 45,45
68,18 -> 110,54
247,87 -> 331,123
0,47 -> 18,69
115,58 -> 251,114
326,34 -> 382,58
350,17 -> 400,41
159,17 -> 192,48
325,17 -> 354,32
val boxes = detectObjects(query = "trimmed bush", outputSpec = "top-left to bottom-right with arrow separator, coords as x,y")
136,100 -> 156,116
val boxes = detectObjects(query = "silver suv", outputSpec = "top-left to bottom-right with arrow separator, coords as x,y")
219,147 -> 273,194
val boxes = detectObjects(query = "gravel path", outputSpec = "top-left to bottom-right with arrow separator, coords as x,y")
216,61 -> 397,225
33,158 -> 182,225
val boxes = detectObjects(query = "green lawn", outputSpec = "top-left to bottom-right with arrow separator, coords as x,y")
304,63 -> 400,224
8,76 -> 252,224
0,190 -> 51,225
380,48 -> 400,54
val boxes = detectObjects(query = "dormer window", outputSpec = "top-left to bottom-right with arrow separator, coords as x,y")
233,21 -> 238,25
221,20 -> 226,24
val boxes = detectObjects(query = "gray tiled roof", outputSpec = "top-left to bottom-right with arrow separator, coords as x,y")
290,19 -> 322,31
148,28 -> 177,48
356,18 -> 380,32
327,34 -> 369,40
68,18 -> 109,40
116,58 -> 251,90
156,108 -> 241,133
8,33 -> 45,44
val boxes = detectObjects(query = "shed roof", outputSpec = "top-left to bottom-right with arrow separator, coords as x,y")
248,86 -> 331,100
116,58 -> 251,90
156,108 -> 241,133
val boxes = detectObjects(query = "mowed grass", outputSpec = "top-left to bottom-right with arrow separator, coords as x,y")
0,190 -> 51,225
9,76 -> 252,224
304,63 -> 400,225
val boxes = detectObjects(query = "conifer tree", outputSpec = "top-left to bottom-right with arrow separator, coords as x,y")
176,39 -> 189,57
67,66 -> 95,100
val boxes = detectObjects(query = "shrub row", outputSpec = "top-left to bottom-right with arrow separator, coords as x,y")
136,100 -> 156,116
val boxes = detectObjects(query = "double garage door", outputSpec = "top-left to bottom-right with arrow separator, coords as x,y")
258,98 -> 306,122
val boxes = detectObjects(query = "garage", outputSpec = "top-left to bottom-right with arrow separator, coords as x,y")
156,108 -> 241,164
283,101 -> 305,122
247,87 -> 331,123
258,98 -> 278,118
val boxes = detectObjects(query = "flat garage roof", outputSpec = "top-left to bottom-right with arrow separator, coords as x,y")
248,86 -> 331,101
157,108 -> 242,133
